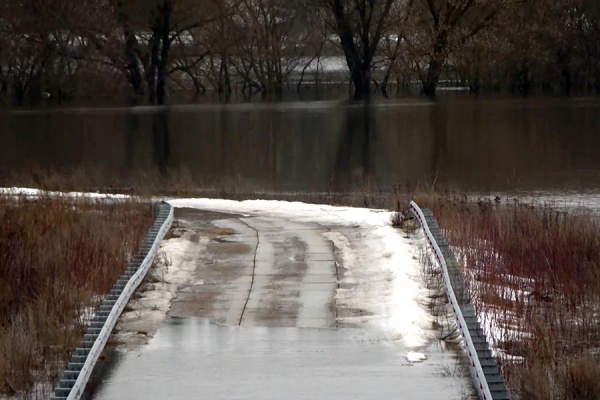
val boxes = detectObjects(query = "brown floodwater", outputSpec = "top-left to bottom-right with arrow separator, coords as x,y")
1,96 -> 600,195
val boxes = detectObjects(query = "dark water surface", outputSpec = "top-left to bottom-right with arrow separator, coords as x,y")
2,97 -> 600,194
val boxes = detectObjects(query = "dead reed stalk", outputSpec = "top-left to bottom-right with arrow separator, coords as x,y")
0,194 -> 152,397
415,191 -> 600,399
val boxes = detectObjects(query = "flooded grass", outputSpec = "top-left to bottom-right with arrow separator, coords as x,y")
414,191 -> 600,399
0,195 -> 153,398
0,166 -> 411,209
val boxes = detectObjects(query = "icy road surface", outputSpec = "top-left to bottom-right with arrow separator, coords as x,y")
93,200 -> 475,399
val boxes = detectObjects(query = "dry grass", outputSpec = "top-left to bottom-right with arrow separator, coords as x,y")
415,190 -> 600,399
0,165 -> 416,209
0,195 -> 152,397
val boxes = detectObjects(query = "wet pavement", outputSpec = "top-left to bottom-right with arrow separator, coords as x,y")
93,207 -> 475,399
95,318 -> 472,400
169,210 -> 338,328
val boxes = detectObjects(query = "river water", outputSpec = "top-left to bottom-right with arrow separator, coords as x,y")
2,96 -> 600,198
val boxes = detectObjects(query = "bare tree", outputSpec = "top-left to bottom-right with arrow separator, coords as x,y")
0,0 -> 118,105
544,0 -> 600,94
452,0 -> 600,95
108,0 -> 224,104
318,0 -> 397,100
201,0 -> 251,98
401,0 -> 516,97
224,0 -> 319,99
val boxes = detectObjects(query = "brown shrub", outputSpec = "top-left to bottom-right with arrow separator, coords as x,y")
0,195 -> 152,396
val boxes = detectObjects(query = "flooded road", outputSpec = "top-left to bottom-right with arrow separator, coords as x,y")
93,205 -> 475,399
94,318 -> 471,400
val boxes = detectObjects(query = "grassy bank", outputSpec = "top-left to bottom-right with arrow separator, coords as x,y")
414,191 -> 600,399
0,195 -> 152,398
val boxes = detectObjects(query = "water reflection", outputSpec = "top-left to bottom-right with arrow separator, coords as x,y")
124,106 -> 138,170
152,109 -> 170,176
2,98 -> 600,193
429,103 -> 448,180
333,103 -> 376,188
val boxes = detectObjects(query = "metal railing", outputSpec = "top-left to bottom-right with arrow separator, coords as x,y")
409,201 -> 509,400
50,201 -> 174,400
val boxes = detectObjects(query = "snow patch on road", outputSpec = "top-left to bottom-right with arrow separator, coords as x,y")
406,351 -> 428,363
114,228 -> 206,349
159,234 -> 207,285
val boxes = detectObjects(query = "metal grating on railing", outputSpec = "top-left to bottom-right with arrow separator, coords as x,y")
409,201 -> 510,400
50,201 -> 174,400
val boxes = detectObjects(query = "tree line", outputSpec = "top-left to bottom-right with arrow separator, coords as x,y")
0,0 -> 599,104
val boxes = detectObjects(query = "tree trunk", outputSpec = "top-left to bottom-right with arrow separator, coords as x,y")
423,34 -> 447,98
218,56 -> 231,101
339,42 -> 371,100
519,62 -> 531,95
423,57 -> 443,98
147,26 -> 160,104
562,69 -> 572,95
351,65 -> 371,100
156,0 -> 171,106
329,0 -> 393,101
116,1 -> 144,99
12,79 -> 24,106
123,28 -> 144,98
381,68 -> 391,97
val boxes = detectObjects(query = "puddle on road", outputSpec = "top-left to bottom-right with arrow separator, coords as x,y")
92,317 -> 475,400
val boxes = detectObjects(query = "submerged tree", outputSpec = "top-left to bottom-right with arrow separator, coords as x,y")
318,0 -> 397,100
400,0 -> 516,97
227,0 -> 320,99
0,0 -> 117,105
103,0 -> 233,105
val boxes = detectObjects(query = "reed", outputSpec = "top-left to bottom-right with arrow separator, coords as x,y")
415,191 -> 600,399
0,195 -> 152,397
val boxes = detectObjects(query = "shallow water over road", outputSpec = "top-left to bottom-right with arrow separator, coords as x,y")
93,318 -> 473,400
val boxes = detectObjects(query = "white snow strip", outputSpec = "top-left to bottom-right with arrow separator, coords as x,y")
0,187 -> 131,199
477,191 -> 600,214
170,198 -> 393,227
